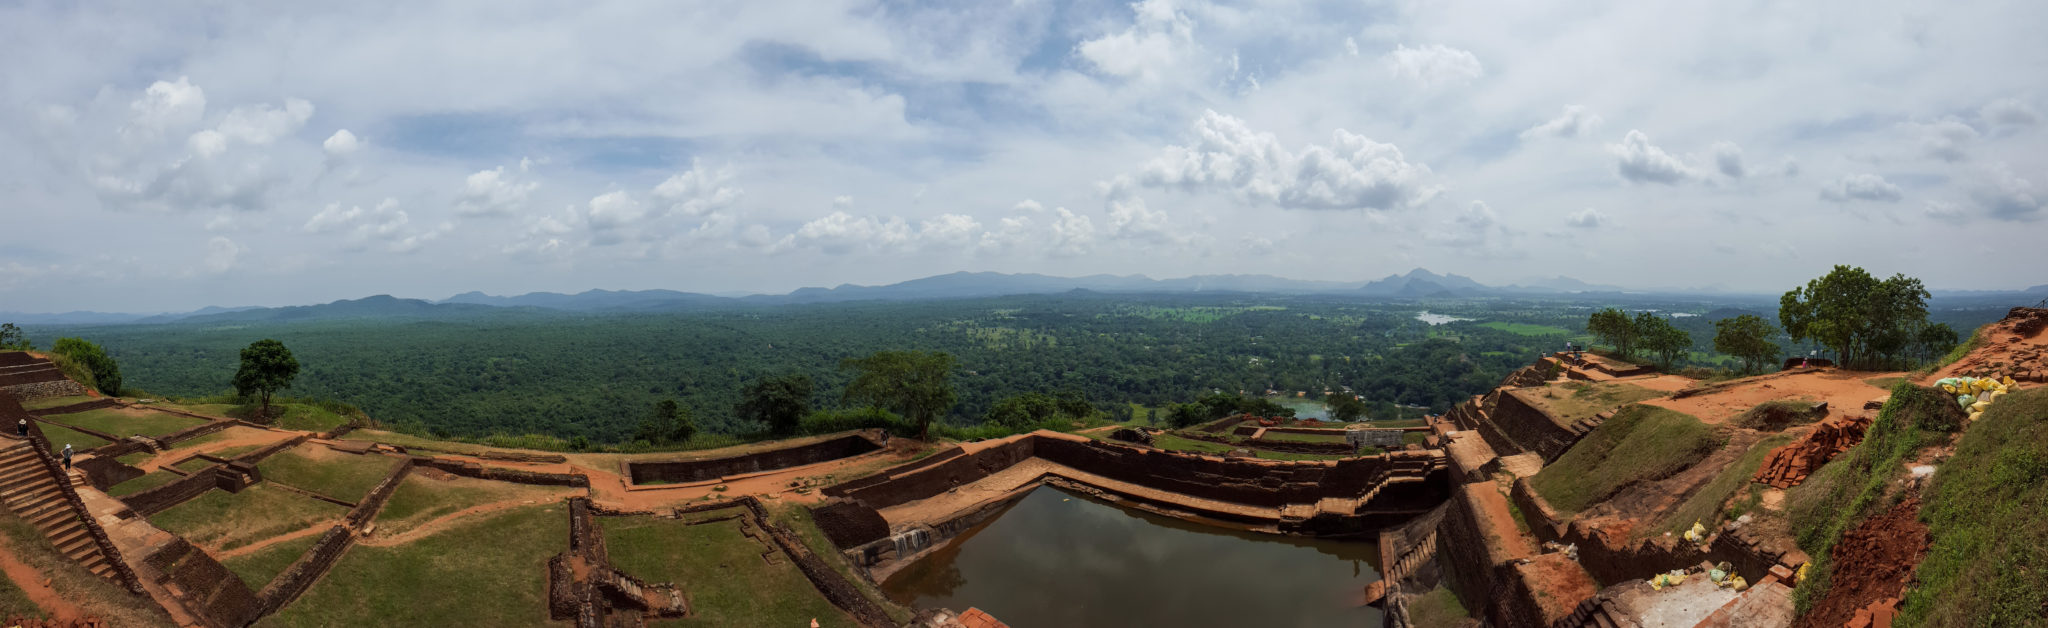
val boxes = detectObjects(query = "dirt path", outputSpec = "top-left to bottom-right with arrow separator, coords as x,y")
210,520 -> 337,560
358,496 -> 563,547
0,539 -> 89,622
1642,369 -> 1900,424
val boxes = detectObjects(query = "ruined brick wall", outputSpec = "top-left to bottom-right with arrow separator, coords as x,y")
413,457 -> 590,487
825,436 -> 1039,509
254,526 -> 354,618
25,398 -> 118,416
1494,391 -> 1579,461
120,468 -> 221,516
810,499 -> 890,549
343,459 -> 412,528
567,498 -> 607,562
74,455 -> 144,489
145,537 -> 260,626
624,433 -> 881,485
1034,437 -> 1435,508
1434,483 -> 1537,621
820,448 -> 964,499
739,498 -> 898,628
152,419 -> 234,448
1509,479 -> 1787,585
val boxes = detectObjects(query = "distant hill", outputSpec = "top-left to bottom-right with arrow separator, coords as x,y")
442,289 -> 730,312
172,295 -> 511,324
1359,269 -> 1490,297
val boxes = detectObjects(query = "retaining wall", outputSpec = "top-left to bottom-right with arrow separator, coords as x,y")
1494,390 -> 1579,461
152,419 -> 235,448
414,457 -> 590,487
25,398 -> 119,416
624,433 -> 882,485
740,497 -> 898,628
254,526 -> 355,618
343,459 -> 412,528
74,455 -> 145,489
144,537 -> 260,626
811,499 -> 890,549
1508,478 -> 1792,585
120,468 -> 224,516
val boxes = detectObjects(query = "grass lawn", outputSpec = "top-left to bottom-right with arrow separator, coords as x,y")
1529,404 -> 1722,514
1899,387 -> 2048,625
221,532 -> 322,590
42,408 -> 204,439
1649,433 -> 1796,538
20,395 -> 94,411
107,471 -> 182,497
257,448 -> 402,502
173,457 -> 217,473
1257,431 -> 1348,444
151,484 -> 347,551
768,504 -> 914,625
1405,585 -> 1470,628
159,402 -> 351,433
1515,382 -> 1667,428
604,511 -> 856,627
374,473 -> 572,538
35,423 -> 109,450
1150,433 -> 1236,455
212,444 -> 262,459
1479,321 -> 1572,336
168,426 -> 282,452
260,503 -> 564,627
116,452 -> 151,465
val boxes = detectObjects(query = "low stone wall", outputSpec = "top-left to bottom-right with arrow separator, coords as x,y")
624,433 -> 881,485
740,497 -> 897,628
824,436 -> 1038,510
74,455 -> 144,489
477,450 -> 567,464
152,419 -> 235,448
121,467 -> 224,516
1494,390 -> 1579,461
254,526 -> 355,618
414,457 -> 590,487
819,448 -> 965,499
343,459 -> 412,528
234,434 -> 312,464
85,437 -> 153,461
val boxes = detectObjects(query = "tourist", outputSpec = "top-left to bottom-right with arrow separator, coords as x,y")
61,443 -> 73,469
14,417 -> 23,437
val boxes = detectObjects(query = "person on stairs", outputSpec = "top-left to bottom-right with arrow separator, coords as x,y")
14,417 -> 24,437
62,443 -> 73,469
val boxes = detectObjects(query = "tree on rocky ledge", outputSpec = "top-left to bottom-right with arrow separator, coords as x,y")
841,350 -> 956,440
234,339 -> 299,420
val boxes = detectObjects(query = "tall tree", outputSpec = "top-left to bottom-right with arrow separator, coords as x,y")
0,323 -> 29,351
1913,322 -> 1959,363
639,399 -> 696,445
1586,308 -> 1639,358
736,374 -> 812,436
234,339 -> 300,420
841,350 -> 956,440
1634,313 -> 1693,369
1780,265 -> 1931,369
50,337 -> 121,395
1712,314 -> 1782,374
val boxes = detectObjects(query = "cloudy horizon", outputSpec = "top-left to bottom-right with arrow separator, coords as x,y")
3,1 -> 2043,312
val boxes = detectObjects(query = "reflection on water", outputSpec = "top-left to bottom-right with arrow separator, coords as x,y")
1273,398 -> 1330,420
881,486 -> 1383,628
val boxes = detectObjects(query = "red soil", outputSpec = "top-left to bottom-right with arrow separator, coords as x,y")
0,539 -> 93,623
1793,496 -> 1930,628
1643,369 -> 1900,425
1926,306 -> 2048,384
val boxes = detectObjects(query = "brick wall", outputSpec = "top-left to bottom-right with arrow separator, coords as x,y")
254,526 -> 355,618
624,433 -> 881,485
1495,390 -> 1579,461
414,457 -> 590,487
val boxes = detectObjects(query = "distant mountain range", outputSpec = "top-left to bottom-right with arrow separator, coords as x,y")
8,269 -> 2044,326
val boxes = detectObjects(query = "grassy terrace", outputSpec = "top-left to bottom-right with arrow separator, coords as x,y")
107,471 -> 181,497
1529,404 -> 1722,514
222,532 -> 321,590
35,423 -> 109,450
169,426 -> 284,452
257,447 -> 402,502
0,507 -> 175,626
173,457 -> 218,473
374,473 -> 573,538
262,503 -> 564,627
20,394 -> 95,411
604,510 -> 856,627
42,408 -> 205,439
1649,432 -> 1796,538
1257,430 -> 1349,443
768,503 -> 915,625
1901,388 -> 2046,624
152,484 -> 347,551
1515,381 -> 1667,428
155,401 -> 351,433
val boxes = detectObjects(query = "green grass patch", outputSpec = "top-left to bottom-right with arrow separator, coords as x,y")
257,448 -> 402,502
116,452 -> 151,465
159,401 -> 352,433
1898,387 -> 2048,627
1785,383 -> 1962,614
221,532 -> 322,590
173,457 -> 217,473
0,504 -> 175,626
1650,433 -> 1795,538
1529,404 -> 1722,514
374,474 -> 570,538
603,511 -> 857,627
768,504 -> 915,624
1403,432 -> 1433,446
0,564 -> 44,619
1150,433 -> 1237,455
107,471 -> 183,497
260,503 -> 564,627
35,422 -> 109,450
1517,382 -> 1667,428
19,395 -> 95,411
211,444 -> 262,459
42,408 -> 204,439
1479,321 -> 1572,336
1405,585 -> 1471,628
151,484 -> 347,551
1257,430 -> 1348,443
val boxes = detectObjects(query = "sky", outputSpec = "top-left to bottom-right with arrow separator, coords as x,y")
2,0 -> 2044,313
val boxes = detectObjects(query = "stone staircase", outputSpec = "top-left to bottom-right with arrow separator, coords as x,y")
0,439 -> 117,580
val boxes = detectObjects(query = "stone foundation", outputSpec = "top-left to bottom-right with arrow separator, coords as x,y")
623,432 -> 882,485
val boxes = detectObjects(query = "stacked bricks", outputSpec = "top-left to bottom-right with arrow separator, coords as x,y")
1752,415 -> 1873,489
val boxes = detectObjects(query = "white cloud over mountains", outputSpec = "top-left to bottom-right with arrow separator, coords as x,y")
2,0 -> 2046,309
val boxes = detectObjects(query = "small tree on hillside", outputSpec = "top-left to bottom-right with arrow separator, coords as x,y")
1165,402 -> 1206,429
842,350 -> 956,441
1712,314 -> 1782,374
50,337 -> 121,395
1587,308 -> 1638,358
736,374 -> 812,436
234,339 -> 299,420
1634,313 -> 1693,369
0,323 -> 31,351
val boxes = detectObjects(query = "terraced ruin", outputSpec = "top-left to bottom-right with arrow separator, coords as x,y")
2,308 -> 2044,627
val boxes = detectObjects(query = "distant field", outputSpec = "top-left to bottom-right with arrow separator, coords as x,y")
262,503 -> 565,627
1479,322 -> 1573,336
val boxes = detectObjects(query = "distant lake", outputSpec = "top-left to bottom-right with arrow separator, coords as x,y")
1414,311 -> 1472,325
1275,398 -> 1330,420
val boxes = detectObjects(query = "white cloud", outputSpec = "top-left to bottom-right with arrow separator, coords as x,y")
1344,37 -> 1359,57
1567,208 -> 1607,228
302,198 -> 440,252
1520,105 -> 1601,140
1106,196 -> 1176,244
795,211 -> 914,254
1924,200 -> 1965,220
651,161 -> 742,217
1138,110 -> 1439,211
187,130 -> 228,158
1075,0 -> 1194,81
124,77 -> 207,141
323,129 -> 361,156
1981,98 -> 2041,128
584,191 -> 646,244
215,99 -> 314,145
1428,201 -> 1516,254
1047,207 -> 1096,257
1971,163 -> 2040,221
919,214 -> 982,250
1903,117 -> 1979,162
1710,141 -> 1746,178
454,166 -> 539,216
1609,130 -> 1702,185
1820,173 -> 1905,202
202,236 -> 239,274
1382,44 -> 1483,86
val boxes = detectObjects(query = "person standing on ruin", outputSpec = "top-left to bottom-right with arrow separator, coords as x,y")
61,443 -> 72,469
14,417 -> 24,437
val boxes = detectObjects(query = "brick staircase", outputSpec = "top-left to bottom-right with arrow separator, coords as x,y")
0,439 -> 117,580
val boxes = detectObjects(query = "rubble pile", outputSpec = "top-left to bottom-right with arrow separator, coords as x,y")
1751,415 -> 1873,489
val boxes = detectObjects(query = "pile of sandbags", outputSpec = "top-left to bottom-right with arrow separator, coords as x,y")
1752,414 -> 1874,489
1937,376 -> 2015,422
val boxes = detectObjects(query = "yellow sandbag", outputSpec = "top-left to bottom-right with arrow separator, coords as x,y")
2003,376 -> 2017,388
1730,576 -> 1749,592
1796,563 -> 1810,583
1941,383 -> 1958,394
1969,411 -> 1983,422
1972,401 -> 1991,413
